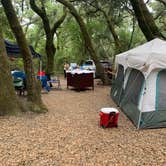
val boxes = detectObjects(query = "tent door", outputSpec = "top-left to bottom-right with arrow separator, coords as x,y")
156,70 -> 166,111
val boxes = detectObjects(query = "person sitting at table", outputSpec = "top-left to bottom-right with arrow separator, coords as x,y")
106,69 -> 117,82
107,69 -> 116,76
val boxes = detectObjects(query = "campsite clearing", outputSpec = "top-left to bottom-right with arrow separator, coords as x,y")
0,78 -> 165,165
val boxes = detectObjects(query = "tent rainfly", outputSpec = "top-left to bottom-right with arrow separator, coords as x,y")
4,40 -> 41,58
111,38 -> 166,129
4,39 -> 42,74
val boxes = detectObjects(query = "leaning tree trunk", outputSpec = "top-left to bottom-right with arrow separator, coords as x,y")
101,10 -> 122,64
0,29 -> 21,115
1,0 -> 47,113
56,0 -> 109,84
130,0 -> 165,41
102,10 -> 122,54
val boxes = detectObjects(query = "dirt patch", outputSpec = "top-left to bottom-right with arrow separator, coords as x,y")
0,78 -> 165,165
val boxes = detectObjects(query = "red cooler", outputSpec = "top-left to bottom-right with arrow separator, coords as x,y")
100,108 -> 119,128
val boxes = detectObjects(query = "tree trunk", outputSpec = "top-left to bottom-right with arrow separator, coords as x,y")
1,0 -> 47,113
56,0 -> 110,84
130,0 -> 165,41
128,15 -> 136,49
102,10 -> 122,54
45,37 -> 56,74
0,29 -> 21,115
30,0 -> 66,75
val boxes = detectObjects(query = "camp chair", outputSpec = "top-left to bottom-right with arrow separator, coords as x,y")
37,75 -> 51,92
13,77 -> 25,95
47,76 -> 61,89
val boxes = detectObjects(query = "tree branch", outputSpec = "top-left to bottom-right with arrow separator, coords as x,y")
30,0 -> 51,38
156,0 -> 166,7
145,0 -> 150,4
51,7 -> 67,34
128,15 -> 136,49
154,10 -> 165,20
29,0 -> 45,18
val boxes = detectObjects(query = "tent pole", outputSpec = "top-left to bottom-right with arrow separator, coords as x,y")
137,79 -> 146,129
40,59 -> 42,80
137,111 -> 142,129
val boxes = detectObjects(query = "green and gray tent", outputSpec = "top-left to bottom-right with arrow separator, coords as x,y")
111,38 -> 166,129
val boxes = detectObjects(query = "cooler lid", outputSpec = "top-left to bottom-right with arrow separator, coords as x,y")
101,107 -> 119,114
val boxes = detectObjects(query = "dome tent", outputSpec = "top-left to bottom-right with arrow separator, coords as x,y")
111,38 -> 166,129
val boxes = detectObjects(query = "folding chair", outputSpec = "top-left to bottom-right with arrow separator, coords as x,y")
13,77 -> 25,95
47,76 -> 61,89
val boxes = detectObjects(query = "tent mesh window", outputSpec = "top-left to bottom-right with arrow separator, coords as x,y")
157,70 -> 166,110
121,69 -> 144,106
123,68 -> 132,89
111,64 -> 124,104
115,64 -> 124,81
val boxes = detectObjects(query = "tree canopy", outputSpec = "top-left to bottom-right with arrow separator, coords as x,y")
0,0 -> 165,76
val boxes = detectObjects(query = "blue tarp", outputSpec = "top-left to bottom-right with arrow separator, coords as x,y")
4,40 -> 41,58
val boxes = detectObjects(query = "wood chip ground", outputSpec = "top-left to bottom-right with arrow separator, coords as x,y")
0,78 -> 165,166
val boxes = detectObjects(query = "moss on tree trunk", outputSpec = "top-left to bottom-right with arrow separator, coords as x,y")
0,30 -> 21,115
1,0 -> 47,113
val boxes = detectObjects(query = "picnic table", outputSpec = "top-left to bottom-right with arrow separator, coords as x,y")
66,69 -> 94,91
